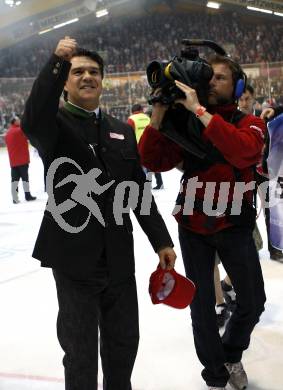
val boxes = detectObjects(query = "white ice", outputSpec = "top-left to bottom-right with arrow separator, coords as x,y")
0,146 -> 282,390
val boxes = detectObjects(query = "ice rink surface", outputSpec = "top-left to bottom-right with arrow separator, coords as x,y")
0,146 -> 283,390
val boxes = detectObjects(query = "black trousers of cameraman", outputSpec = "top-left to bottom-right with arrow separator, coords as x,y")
178,224 -> 266,387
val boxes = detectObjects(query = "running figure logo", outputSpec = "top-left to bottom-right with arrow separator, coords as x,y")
46,157 -> 114,233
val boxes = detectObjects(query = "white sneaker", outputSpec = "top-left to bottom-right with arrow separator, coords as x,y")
225,362 -> 248,389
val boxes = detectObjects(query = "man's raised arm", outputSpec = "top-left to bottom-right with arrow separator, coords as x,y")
22,37 -> 77,153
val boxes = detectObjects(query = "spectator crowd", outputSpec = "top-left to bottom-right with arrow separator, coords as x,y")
0,9 -> 283,126
0,11 -> 283,77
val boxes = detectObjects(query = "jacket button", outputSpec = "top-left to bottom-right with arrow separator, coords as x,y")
55,62 -> 61,68
101,147 -> 107,153
53,68 -> 58,74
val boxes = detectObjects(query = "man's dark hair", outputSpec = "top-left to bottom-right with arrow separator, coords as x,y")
63,47 -> 104,101
245,84 -> 254,96
72,47 -> 104,78
10,116 -> 19,125
131,103 -> 142,113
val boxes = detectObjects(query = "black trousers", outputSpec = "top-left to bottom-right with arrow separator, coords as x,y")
53,268 -> 139,390
178,225 -> 266,387
143,168 -> 163,188
11,164 -> 31,200
154,172 -> 163,188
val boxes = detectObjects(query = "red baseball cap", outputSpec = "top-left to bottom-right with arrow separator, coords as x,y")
149,266 -> 196,309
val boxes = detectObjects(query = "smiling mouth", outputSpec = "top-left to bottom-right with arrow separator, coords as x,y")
80,86 -> 95,90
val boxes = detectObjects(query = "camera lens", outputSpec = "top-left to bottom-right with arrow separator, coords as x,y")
146,61 -> 165,88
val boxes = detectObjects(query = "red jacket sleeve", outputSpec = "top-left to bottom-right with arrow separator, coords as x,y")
138,125 -> 183,172
203,113 -> 265,169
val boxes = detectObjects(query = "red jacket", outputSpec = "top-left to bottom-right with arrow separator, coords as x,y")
138,104 -> 265,235
5,124 -> 30,167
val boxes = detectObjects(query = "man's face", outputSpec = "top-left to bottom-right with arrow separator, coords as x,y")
208,63 -> 234,105
64,56 -> 103,110
238,90 -> 254,114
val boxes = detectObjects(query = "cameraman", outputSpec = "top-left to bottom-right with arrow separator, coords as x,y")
139,55 -> 266,390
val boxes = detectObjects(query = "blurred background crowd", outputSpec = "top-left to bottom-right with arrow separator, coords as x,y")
0,0 -> 283,138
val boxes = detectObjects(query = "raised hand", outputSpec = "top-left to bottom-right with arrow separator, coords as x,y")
54,36 -> 78,61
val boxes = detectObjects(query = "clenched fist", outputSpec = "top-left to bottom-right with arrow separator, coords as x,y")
54,36 -> 78,61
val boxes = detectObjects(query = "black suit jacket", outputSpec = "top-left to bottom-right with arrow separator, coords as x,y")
22,54 -> 173,281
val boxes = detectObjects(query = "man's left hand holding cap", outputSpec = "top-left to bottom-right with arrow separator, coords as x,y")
157,246 -> 176,270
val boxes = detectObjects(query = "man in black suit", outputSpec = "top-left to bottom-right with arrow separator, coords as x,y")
22,36 -> 176,390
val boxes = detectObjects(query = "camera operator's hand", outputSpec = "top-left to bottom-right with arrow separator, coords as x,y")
260,107 -> 275,121
175,80 -> 213,127
150,103 -> 168,130
175,80 -> 200,113
54,36 -> 78,61
149,89 -> 169,129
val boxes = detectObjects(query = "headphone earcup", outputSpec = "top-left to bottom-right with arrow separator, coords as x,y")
234,78 -> 245,99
